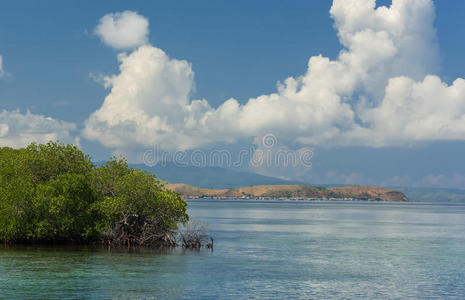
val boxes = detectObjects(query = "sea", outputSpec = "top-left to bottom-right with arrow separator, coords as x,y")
1,200 -> 465,299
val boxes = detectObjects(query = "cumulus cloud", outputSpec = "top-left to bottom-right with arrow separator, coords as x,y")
353,75 -> 465,146
94,11 -> 149,50
0,110 -> 79,148
84,1 -> 465,153
83,47 -> 207,150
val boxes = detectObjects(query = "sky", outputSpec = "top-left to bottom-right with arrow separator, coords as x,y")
1,0 -> 465,189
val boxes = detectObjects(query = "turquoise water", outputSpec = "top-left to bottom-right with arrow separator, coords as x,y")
1,200 -> 465,299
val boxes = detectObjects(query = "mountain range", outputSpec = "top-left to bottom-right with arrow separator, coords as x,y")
131,162 -> 297,189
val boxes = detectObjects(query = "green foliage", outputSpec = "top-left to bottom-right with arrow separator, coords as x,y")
24,142 -> 93,184
31,173 -> 99,241
92,158 -> 188,237
0,142 -> 188,245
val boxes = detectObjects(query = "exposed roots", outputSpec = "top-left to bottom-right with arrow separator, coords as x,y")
178,221 -> 213,249
102,214 -> 177,248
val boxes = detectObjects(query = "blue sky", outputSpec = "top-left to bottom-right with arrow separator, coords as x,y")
0,0 -> 339,118
1,0 -> 465,188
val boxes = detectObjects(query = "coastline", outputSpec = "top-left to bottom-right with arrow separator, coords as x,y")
167,183 -> 409,202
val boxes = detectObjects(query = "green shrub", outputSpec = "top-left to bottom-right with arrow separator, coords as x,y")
0,142 -> 188,246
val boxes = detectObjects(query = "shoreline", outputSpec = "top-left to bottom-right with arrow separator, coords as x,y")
184,197 -> 407,203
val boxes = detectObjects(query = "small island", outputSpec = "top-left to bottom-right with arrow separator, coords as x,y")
166,183 -> 409,202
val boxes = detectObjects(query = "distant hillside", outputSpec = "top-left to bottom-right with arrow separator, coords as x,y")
119,162 -> 463,203
165,184 -> 409,202
394,187 -> 465,203
131,162 -> 294,189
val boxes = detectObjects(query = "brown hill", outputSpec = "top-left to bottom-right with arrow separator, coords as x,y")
329,186 -> 408,202
165,184 -> 408,202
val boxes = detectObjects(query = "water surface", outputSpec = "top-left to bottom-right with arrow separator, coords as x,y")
1,200 -> 465,299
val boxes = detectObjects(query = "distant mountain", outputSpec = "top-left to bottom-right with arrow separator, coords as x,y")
130,162 -> 295,189
394,187 -> 465,203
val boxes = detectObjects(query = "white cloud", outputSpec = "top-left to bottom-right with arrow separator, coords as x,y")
0,110 -> 79,148
84,1 -> 465,154
0,56 -> 79,148
247,135 -> 314,181
353,75 -> 465,146
94,11 -> 149,50
83,46 -> 208,150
